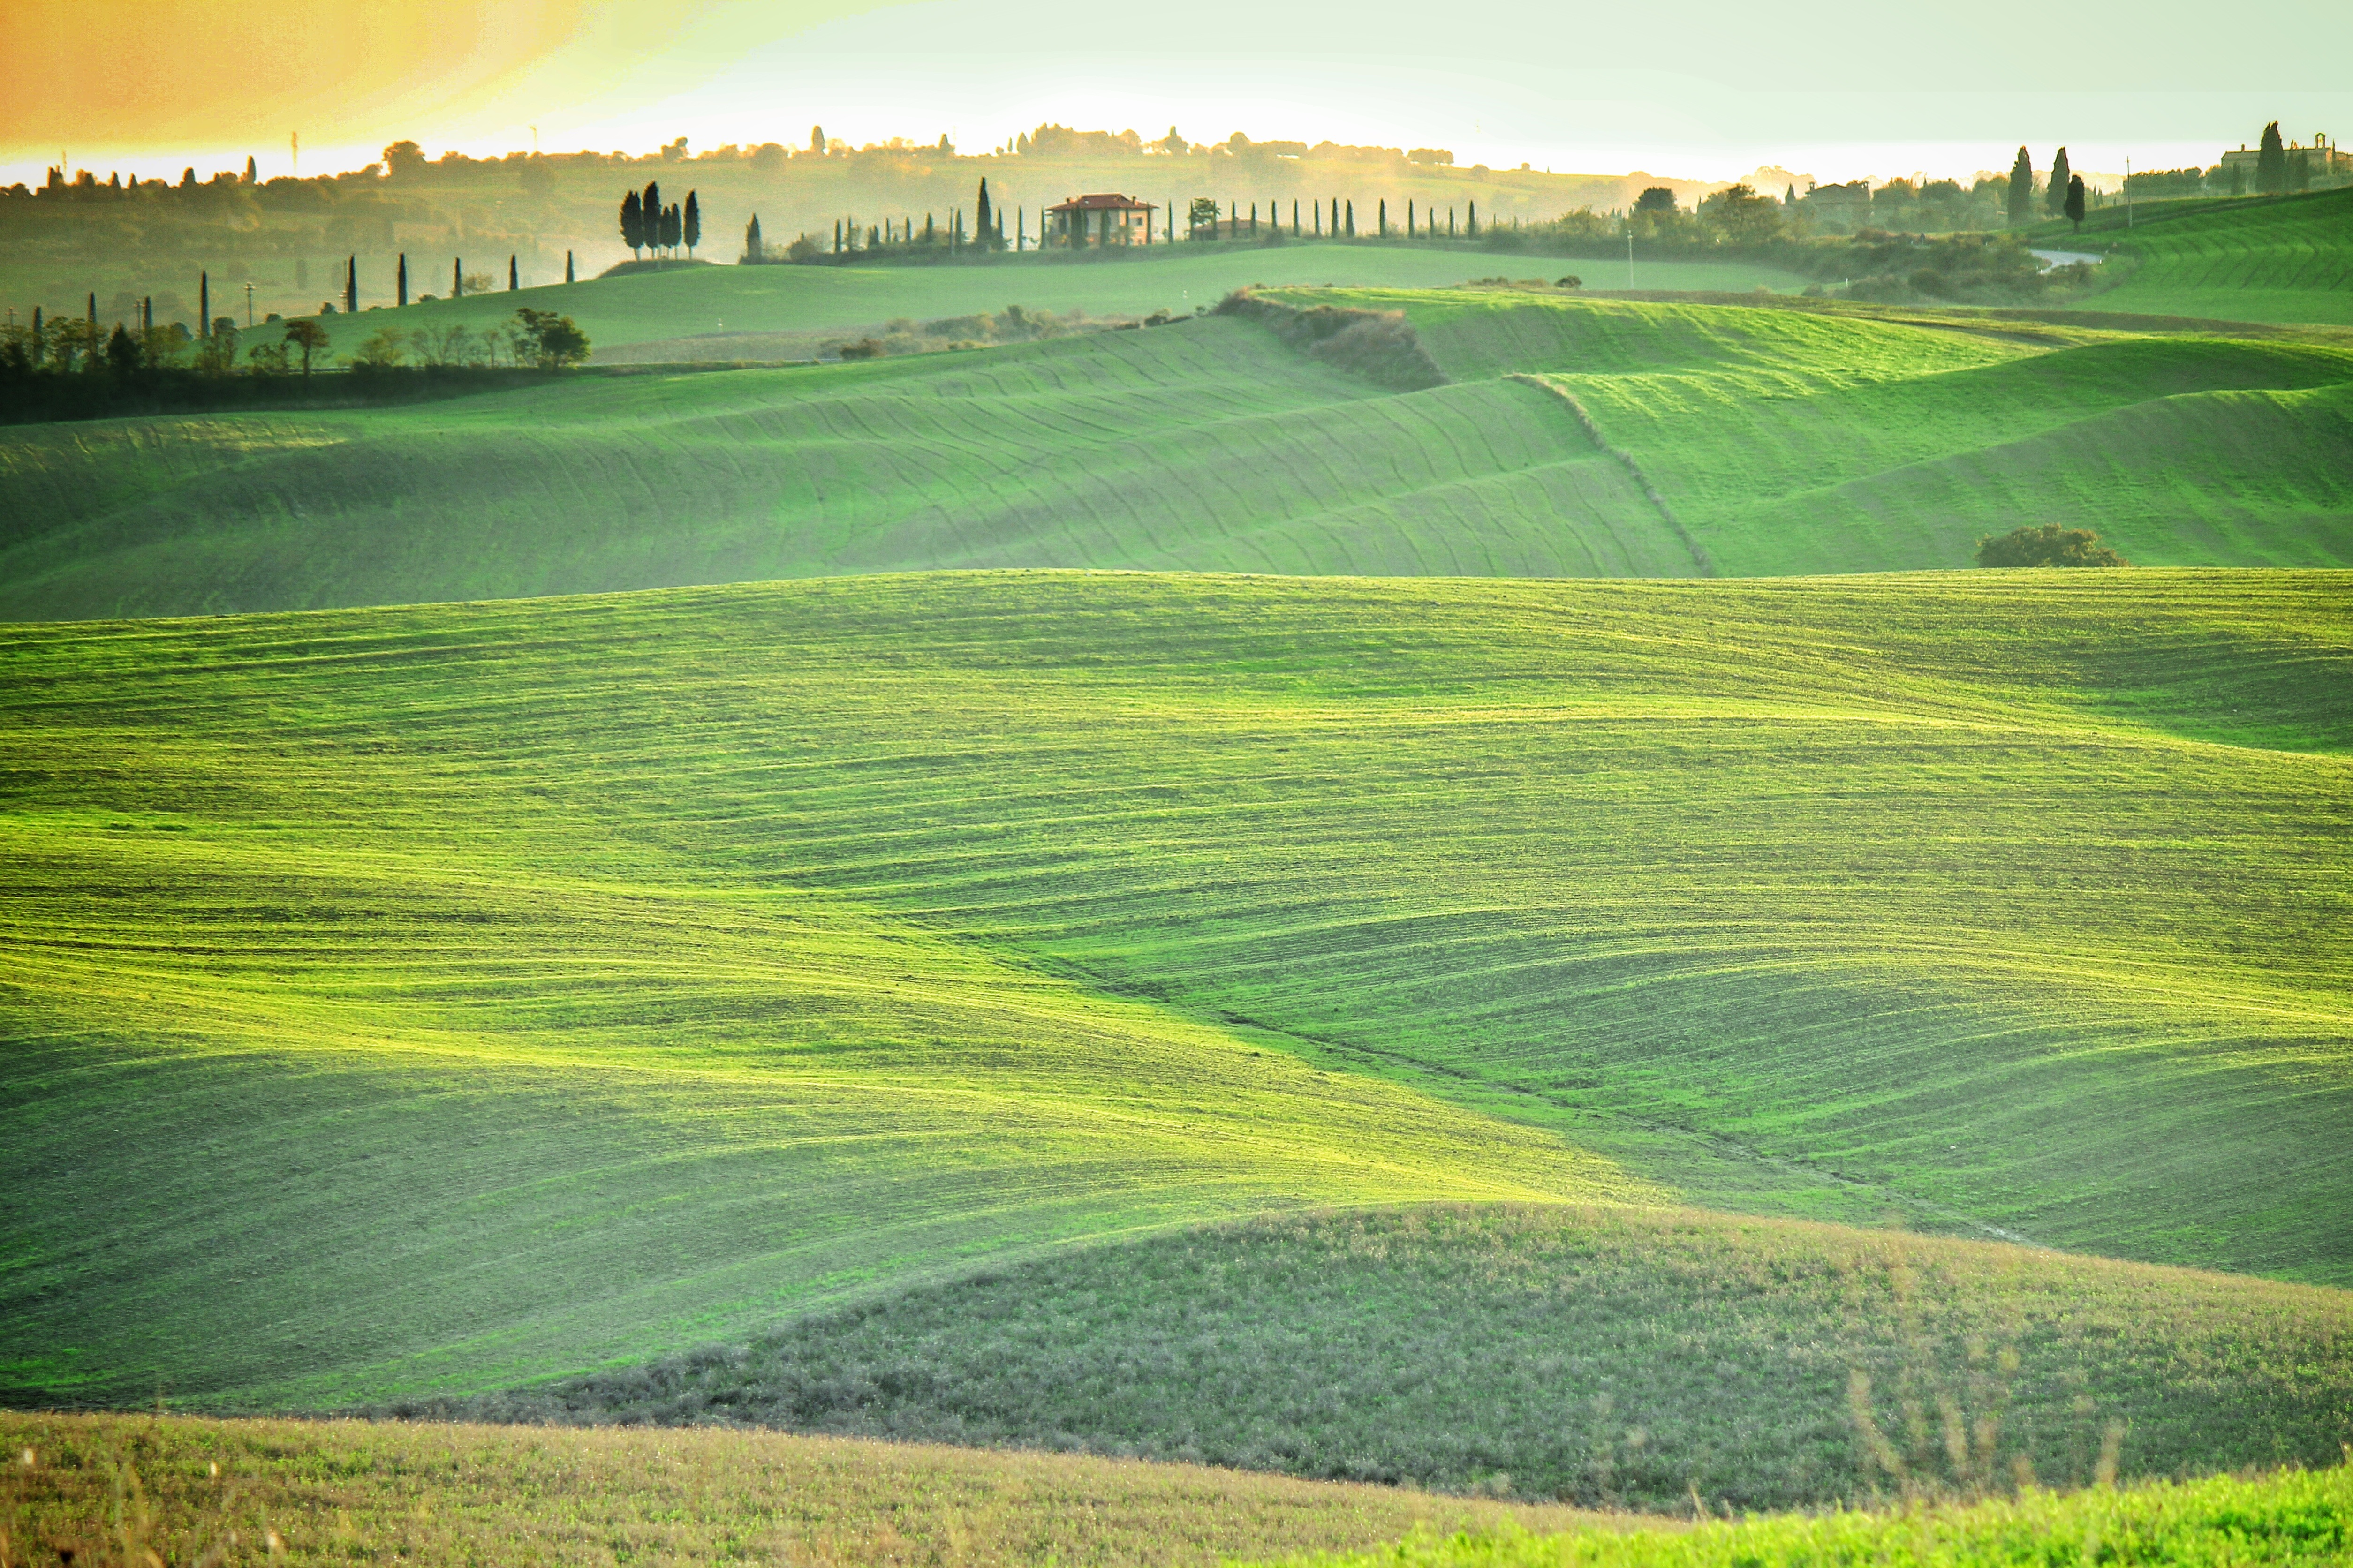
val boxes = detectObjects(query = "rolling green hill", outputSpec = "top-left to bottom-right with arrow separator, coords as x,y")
0,317 -> 1692,621
4,572 -> 2347,1430
8,291 -> 2350,619
1332,288 -> 2353,573
2042,187 -> 2353,325
295,245 -> 1813,359
431,1206 -> 2353,1511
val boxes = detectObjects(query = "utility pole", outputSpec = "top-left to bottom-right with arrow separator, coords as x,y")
243,281 -> 255,327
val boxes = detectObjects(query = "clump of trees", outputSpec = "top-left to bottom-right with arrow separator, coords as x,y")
351,307 -> 590,370
1975,525 -> 2128,567
619,181 -> 701,259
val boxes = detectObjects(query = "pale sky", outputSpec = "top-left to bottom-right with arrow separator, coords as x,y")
10,0 -> 2348,189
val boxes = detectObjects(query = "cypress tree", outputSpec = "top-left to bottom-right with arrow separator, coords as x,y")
1292,200 -> 1299,236
346,254 -> 357,314
2230,163 -> 2245,196
684,191 -> 701,256
2045,147 -> 2072,216
1408,200 -> 1415,237
454,258 -> 463,298
2256,122 -> 2286,194
1346,199 -> 1354,236
566,250 -> 575,283
2290,149 -> 2312,192
620,190 -> 644,256
1379,198 -> 1386,236
2007,147 -> 2035,223
643,181 -> 662,249
198,273 -> 208,337
835,220 -> 843,254
244,155 -> 257,185
398,253 -> 408,307
746,215 -> 763,261
976,179 -> 992,246
664,203 -> 682,252
1467,200 -> 1477,237
509,255 -> 518,290
2065,174 -> 2087,230
1313,201 -> 1321,236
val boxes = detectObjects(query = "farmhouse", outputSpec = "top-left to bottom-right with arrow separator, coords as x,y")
1049,193 -> 1155,247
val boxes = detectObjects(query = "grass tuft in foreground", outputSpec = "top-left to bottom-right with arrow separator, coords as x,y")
1247,1462 -> 2353,1568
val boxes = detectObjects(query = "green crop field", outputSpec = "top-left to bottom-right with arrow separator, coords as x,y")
2041,187 -> 2353,326
4,572 -> 2347,1460
9,289 -> 2351,620
294,245 -> 1814,359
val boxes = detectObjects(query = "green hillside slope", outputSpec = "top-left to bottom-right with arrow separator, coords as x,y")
2045,187 -> 2353,325
0,317 -> 1693,621
4,572 -> 2347,1416
440,1206 -> 2353,1511
297,245 -> 1813,358
1339,289 -> 2353,572
10,291 -> 2351,619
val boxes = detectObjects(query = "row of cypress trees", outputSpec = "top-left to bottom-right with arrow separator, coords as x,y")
619,182 -> 701,258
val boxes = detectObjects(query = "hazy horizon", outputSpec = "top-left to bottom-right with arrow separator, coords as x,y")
12,0 -> 2347,194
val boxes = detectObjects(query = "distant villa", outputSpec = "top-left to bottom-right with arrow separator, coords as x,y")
1048,193 -> 1155,247
2219,133 -> 2351,187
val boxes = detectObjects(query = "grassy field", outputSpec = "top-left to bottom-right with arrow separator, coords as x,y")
1326,288 -> 2353,573
9,289 -> 2350,619
1249,1464 -> 2353,1568
0,1413 -> 1620,1568
2038,187 -> 2353,326
3,572 -> 2347,1424
429,1206 -> 2353,1511
294,246 -> 1814,359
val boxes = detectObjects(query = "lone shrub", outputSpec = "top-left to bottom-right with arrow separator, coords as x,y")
1975,525 -> 2128,568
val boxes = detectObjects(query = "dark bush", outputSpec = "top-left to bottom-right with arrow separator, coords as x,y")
1975,524 -> 2129,567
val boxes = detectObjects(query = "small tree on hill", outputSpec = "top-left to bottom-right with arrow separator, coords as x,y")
514,306 -> 590,369
2064,174 -> 2086,230
810,125 -> 826,155
1188,196 -> 1218,239
2045,147 -> 2072,216
745,214 -> 764,262
2256,122 -> 2286,194
2006,148 -> 2034,225
281,318 -> 330,379
1633,187 -> 1679,213
1975,524 -> 2127,567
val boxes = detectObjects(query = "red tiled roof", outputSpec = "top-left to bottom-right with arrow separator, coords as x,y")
1049,193 -> 1153,211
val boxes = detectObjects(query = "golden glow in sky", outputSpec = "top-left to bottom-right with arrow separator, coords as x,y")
11,0 -> 2349,187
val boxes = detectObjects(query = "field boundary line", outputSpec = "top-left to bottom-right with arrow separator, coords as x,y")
1506,373 -> 1717,577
